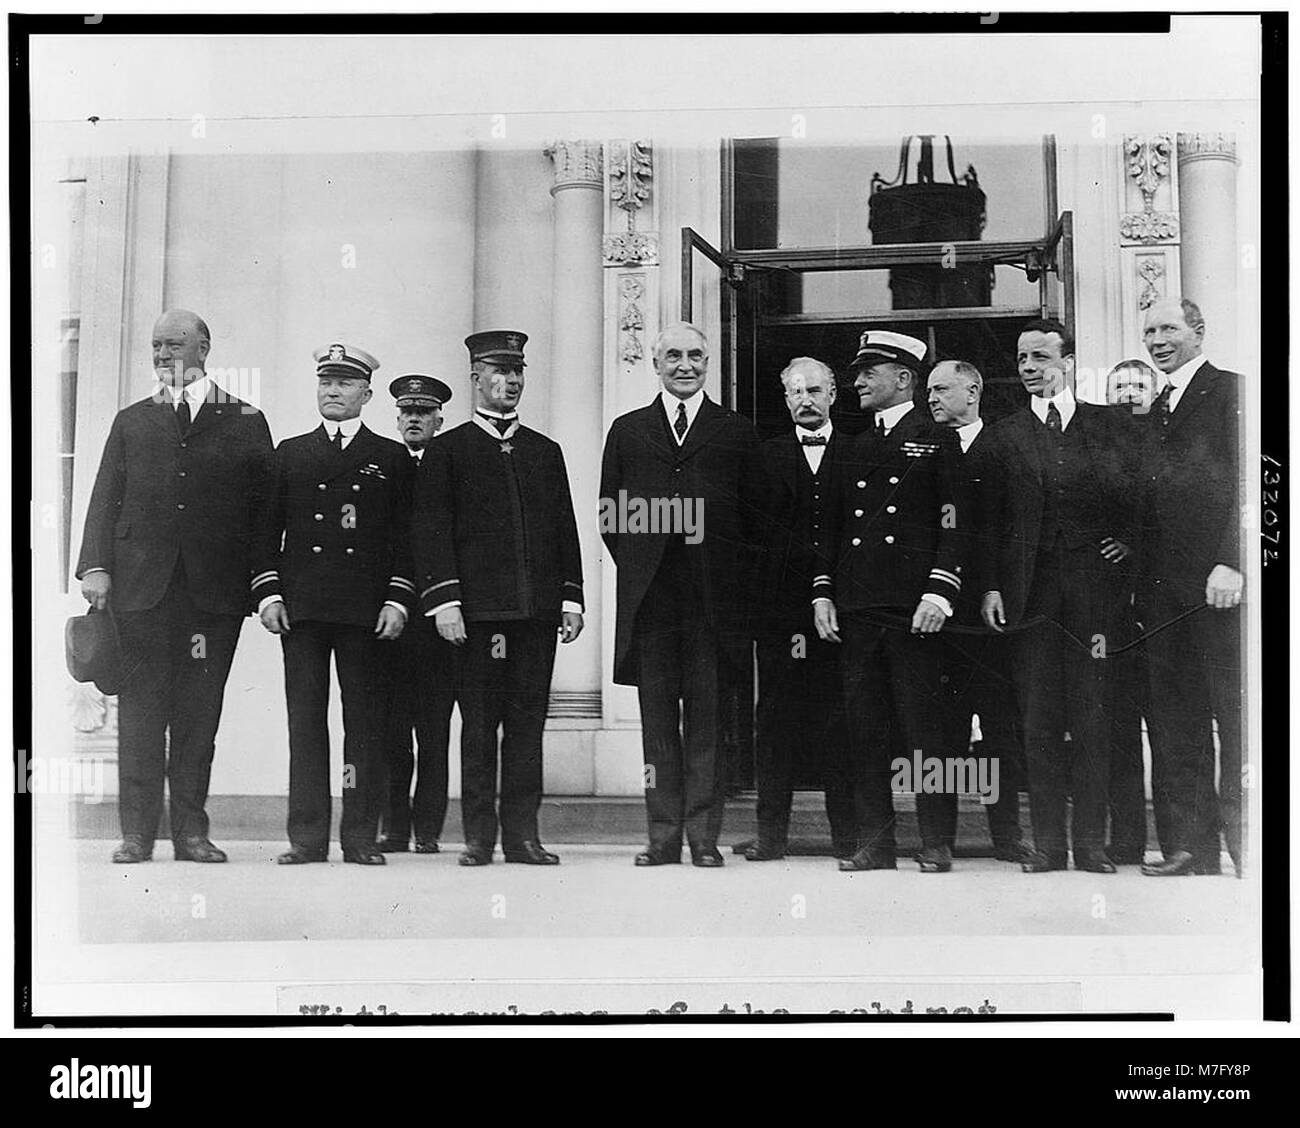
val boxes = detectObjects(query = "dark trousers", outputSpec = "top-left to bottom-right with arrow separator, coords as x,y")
115,563 -> 242,844
1107,631 -> 1150,857
939,633 -> 1025,850
1015,549 -> 1117,857
457,618 -> 558,850
634,558 -> 726,855
379,628 -> 457,844
754,626 -> 855,848
281,620 -> 393,850
1146,599 -> 1243,868
840,615 -> 948,857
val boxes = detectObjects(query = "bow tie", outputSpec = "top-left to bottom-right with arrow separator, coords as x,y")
800,434 -> 828,447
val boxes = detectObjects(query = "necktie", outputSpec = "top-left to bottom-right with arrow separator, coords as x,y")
874,418 -> 886,439
674,402 -> 688,442
175,397 -> 191,433
1151,383 -> 1174,426
800,434 -> 827,447
330,427 -> 343,452
1045,403 -> 1062,433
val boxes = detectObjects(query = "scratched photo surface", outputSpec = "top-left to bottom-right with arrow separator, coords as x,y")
24,18 -> 1266,1021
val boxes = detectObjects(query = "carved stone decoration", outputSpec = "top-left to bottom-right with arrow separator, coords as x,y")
618,275 -> 646,365
1120,210 -> 1180,244
544,140 -> 604,193
1125,134 -> 1173,210
603,231 -> 660,266
69,682 -> 113,733
1177,132 -> 1238,164
1136,254 -> 1166,311
609,140 -> 653,216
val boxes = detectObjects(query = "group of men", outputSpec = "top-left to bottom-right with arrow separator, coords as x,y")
78,297 -> 1243,879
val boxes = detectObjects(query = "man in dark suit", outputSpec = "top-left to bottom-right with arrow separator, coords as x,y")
1137,298 -> 1244,878
925,359 -> 1030,863
1103,358 -> 1165,865
78,309 -> 273,863
376,374 -> 458,854
979,319 -> 1140,875
412,331 -> 584,867
600,321 -> 767,868
253,342 -> 416,866
813,331 -> 965,875
747,357 -> 855,861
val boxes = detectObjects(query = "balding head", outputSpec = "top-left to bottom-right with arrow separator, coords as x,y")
927,359 -> 982,427
152,309 -> 211,386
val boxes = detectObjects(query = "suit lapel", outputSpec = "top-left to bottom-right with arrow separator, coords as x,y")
1165,362 -> 1217,436
676,396 -> 726,462
776,431 -> 802,497
185,384 -> 233,440
149,394 -> 183,438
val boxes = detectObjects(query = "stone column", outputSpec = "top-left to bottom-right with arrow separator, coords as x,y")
544,140 -> 605,719
1177,133 -> 1239,356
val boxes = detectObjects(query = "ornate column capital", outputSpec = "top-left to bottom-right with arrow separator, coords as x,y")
544,140 -> 604,194
1177,132 -> 1238,165
609,140 -> 653,215
1120,133 -> 1179,245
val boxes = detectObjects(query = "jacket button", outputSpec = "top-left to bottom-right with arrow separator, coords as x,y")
314,513 -> 323,521
179,441 -> 187,449
851,537 -> 861,546
345,547 -> 355,555
317,483 -> 326,490
177,470 -> 186,478
886,505 -> 897,514
352,483 -> 361,491
889,476 -> 899,485
312,545 -> 322,553
857,480 -> 866,488
176,503 -> 185,510
884,535 -> 895,544
854,509 -> 863,517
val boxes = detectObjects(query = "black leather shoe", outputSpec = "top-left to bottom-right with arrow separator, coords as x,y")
458,845 -> 493,867
111,835 -> 153,864
1141,849 -> 1196,876
1074,848 -> 1117,874
917,844 -> 953,873
413,840 -> 440,854
634,848 -> 680,866
691,845 -> 725,868
993,839 -> 1036,864
1107,846 -> 1146,866
173,836 -> 228,863
1021,850 -> 1068,873
831,839 -> 856,861
839,847 -> 896,872
743,838 -> 787,862
376,837 -> 409,853
277,845 -> 328,865
342,845 -> 386,865
504,840 -> 560,865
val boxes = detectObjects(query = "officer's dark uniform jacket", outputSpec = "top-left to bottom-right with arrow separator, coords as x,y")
251,423 -> 416,623
413,417 -> 584,621
814,405 -> 965,618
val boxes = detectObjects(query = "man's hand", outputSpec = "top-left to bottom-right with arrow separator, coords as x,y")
560,611 -> 584,644
981,591 -> 1006,632
375,605 -> 406,640
1100,536 -> 1132,564
1206,564 -> 1243,609
911,598 -> 946,634
813,598 -> 840,643
260,600 -> 291,635
435,606 -> 467,645
81,571 -> 111,610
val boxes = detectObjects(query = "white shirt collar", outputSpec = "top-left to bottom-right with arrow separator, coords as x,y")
876,399 -> 914,436
661,388 -> 705,443
408,445 -> 425,461
472,413 -> 520,441
955,417 -> 984,453
323,416 -> 363,440
1165,353 -> 1208,412
159,375 -> 213,410
1029,384 -> 1076,430
794,420 -> 833,441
